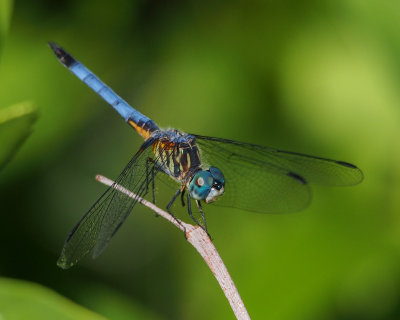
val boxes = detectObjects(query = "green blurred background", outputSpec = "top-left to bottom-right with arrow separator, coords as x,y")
0,0 -> 399,319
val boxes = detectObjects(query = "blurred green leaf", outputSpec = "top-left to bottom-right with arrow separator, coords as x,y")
76,284 -> 163,320
0,0 -> 13,54
0,277 -> 106,320
0,102 -> 37,170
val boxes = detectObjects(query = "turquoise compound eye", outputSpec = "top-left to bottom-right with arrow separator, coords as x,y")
189,167 -> 226,203
209,167 -> 225,185
189,171 -> 213,201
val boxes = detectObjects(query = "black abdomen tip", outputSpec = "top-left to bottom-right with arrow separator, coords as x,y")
48,42 -> 76,67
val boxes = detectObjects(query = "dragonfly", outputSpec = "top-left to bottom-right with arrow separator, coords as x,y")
49,42 -> 363,269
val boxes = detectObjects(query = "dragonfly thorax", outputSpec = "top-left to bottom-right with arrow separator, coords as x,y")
151,130 -> 202,182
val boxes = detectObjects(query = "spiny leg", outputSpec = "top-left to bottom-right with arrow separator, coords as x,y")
167,189 -> 181,214
166,188 -> 186,235
151,163 -> 156,204
186,193 -> 205,232
180,189 -> 186,207
145,157 -> 158,218
145,157 -> 156,204
196,200 -> 209,235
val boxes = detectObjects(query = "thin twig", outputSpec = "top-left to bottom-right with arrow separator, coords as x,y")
96,174 -> 251,320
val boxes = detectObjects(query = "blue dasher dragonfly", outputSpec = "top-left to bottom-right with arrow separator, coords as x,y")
50,43 -> 363,269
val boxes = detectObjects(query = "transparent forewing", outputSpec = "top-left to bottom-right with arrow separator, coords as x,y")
155,168 -> 180,191
193,135 -> 363,214
57,138 -> 168,269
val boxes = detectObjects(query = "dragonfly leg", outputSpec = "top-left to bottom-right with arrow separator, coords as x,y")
166,189 -> 187,236
180,189 -> 186,207
167,189 -> 181,214
187,193 -> 198,225
186,194 -> 209,235
145,157 -> 159,218
151,163 -> 156,204
196,200 -> 209,235
145,157 -> 156,204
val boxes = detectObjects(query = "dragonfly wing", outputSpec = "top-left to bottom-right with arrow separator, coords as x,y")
57,138 -> 165,269
193,135 -> 363,214
155,168 -> 180,191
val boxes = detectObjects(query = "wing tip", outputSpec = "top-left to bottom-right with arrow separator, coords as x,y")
287,171 -> 307,185
57,255 -> 74,270
335,161 -> 364,185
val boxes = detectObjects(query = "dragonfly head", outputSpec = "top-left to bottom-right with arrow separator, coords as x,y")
189,167 -> 225,203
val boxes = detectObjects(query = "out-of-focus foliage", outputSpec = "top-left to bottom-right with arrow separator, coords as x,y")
0,102 -> 37,170
0,0 -> 13,54
0,277 -> 106,320
0,0 -> 400,319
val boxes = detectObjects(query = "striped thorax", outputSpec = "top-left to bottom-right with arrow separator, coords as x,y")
151,129 -> 202,183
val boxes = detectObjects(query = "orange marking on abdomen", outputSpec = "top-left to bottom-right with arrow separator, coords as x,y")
128,119 -> 151,140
